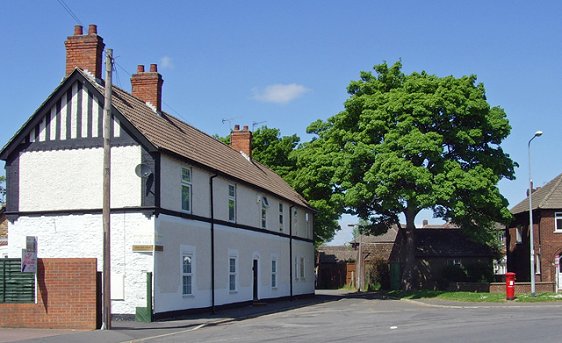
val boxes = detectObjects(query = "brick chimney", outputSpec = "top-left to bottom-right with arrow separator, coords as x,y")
131,64 -> 164,112
65,24 -> 105,79
231,125 -> 252,158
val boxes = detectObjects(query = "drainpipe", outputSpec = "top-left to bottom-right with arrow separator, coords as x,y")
537,211 -> 542,281
289,205 -> 294,300
210,173 -> 218,314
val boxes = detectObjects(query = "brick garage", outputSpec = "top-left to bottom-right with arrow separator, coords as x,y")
0,258 -> 99,329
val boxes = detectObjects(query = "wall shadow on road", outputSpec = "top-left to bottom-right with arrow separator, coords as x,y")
111,291 -> 382,331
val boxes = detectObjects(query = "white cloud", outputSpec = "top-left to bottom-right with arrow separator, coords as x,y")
252,83 -> 310,104
160,56 -> 174,69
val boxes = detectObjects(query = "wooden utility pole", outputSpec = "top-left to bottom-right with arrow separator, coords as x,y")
102,48 -> 113,330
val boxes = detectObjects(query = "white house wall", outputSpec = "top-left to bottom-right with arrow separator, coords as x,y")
159,155 -> 211,218
7,212 -> 155,315
18,145 -> 142,211
292,239 -> 316,295
153,213 -> 314,314
153,214 -> 212,312
160,154 -> 313,237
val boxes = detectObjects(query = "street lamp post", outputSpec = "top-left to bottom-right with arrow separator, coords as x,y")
528,130 -> 542,297
348,224 -> 362,292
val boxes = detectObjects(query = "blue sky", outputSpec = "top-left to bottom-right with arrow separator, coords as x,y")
2,1 -> 562,245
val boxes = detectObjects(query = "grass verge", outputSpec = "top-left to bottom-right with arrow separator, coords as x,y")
385,290 -> 562,303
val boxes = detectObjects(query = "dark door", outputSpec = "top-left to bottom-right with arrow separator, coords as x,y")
253,259 -> 259,301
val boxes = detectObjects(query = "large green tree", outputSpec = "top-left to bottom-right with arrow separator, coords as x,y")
301,61 -> 516,288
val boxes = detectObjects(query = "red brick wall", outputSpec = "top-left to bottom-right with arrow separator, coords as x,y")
0,258 -> 98,329
536,210 -> 562,283
490,281 -> 555,294
507,210 -> 562,284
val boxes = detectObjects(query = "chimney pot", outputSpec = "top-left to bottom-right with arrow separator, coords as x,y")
131,63 -> 164,112
88,24 -> 97,35
422,219 -> 429,227
65,24 -> 105,79
231,124 -> 252,158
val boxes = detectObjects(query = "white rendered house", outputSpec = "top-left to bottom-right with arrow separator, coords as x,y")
0,25 -> 315,318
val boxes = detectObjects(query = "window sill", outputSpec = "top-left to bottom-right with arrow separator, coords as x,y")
229,290 -> 238,294
554,231 -> 562,234
182,294 -> 194,298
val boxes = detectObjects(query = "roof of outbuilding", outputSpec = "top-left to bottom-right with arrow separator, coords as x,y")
317,245 -> 356,263
415,229 -> 494,258
351,226 -> 399,244
510,173 -> 562,214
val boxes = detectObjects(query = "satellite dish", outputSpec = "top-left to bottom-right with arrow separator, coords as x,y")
135,164 -> 152,178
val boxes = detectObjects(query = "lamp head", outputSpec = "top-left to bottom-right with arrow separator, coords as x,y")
535,130 -> 543,137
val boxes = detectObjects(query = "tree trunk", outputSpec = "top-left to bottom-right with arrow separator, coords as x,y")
401,207 -> 418,290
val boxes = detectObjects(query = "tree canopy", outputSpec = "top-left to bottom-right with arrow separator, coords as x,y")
300,61 -> 516,288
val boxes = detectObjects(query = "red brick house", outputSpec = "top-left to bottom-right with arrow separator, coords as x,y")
507,173 -> 562,292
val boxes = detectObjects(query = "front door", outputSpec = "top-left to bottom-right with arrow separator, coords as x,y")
253,259 -> 259,301
558,256 -> 562,291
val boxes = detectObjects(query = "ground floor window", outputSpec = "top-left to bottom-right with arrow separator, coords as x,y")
229,256 -> 237,291
299,257 -> 305,279
182,254 -> 193,295
271,259 -> 277,288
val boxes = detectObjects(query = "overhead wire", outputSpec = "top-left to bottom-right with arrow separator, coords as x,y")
56,0 -> 82,25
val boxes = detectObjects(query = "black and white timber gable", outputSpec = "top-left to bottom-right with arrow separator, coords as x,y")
0,70 -> 158,216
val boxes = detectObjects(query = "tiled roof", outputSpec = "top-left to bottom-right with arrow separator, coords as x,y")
317,245 -> 356,263
415,229 -> 494,257
351,226 -> 399,244
511,173 -> 562,214
83,71 -> 310,209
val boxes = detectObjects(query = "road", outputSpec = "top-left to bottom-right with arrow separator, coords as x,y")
147,295 -> 562,343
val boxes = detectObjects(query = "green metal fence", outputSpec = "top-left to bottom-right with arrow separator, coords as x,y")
0,258 -> 35,303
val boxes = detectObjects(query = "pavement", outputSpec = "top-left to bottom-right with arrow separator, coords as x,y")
2,289 -> 562,343
0,290 -> 348,343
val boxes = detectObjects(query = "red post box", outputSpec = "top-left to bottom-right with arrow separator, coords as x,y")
505,272 -> 516,300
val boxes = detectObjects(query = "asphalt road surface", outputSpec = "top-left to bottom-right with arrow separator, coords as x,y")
146,295 -> 562,343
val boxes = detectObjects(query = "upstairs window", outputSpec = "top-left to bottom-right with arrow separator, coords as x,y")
261,196 -> 269,229
228,184 -> 236,222
181,167 -> 192,212
555,212 -> 562,232
305,212 -> 311,238
279,203 -> 284,232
